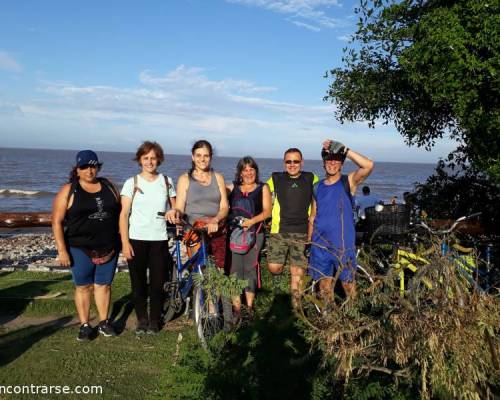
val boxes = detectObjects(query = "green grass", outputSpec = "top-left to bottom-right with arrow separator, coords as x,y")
0,322 -> 200,400
163,268 -> 340,400
0,270 -> 200,399
0,271 -> 132,317
0,267 -> 337,400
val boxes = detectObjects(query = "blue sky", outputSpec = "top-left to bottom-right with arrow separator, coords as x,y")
0,0 -> 454,162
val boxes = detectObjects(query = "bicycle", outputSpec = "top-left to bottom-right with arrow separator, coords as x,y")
366,212 -> 492,299
409,213 -> 491,295
161,214 -> 231,348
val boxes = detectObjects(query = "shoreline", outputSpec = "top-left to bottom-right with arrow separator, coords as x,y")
0,227 -> 53,236
0,230 -> 128,271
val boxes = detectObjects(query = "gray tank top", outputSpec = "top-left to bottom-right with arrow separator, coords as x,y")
185,172 -> 221,223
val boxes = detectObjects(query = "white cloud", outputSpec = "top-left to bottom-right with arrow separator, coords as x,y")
290,20 -> 321,32
337,34 -> 351,42
0,101 -> 24,116
0,51 -> 22,72
139,66 -> 276,94
0,65 -> 454,161
227,0 -> 344,31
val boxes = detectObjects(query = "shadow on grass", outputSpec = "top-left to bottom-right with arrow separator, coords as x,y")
0,316 -> 73,367
204,292 -> 321,400
0,274 -> 71,324
108,293 -> 134,334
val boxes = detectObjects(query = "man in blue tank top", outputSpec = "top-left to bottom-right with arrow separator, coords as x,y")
307,139 -> 374,299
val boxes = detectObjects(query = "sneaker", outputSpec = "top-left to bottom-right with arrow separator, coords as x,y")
77,323 -> 93,342
97,319 -> 116,337
135,319 -> 148,335
147,321 -> 161,335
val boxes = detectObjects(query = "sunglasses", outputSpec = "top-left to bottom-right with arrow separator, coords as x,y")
78,164 -> 99,170
285,160 -> 301,165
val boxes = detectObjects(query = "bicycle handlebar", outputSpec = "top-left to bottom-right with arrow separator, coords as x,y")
157,212 -> 213,234
417,212 -> 481,236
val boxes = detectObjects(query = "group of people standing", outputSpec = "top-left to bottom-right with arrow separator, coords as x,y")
52,137 -> 373,341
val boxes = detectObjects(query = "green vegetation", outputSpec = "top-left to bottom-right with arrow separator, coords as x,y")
297,238 -> 499,400
325,0 -> 500,181
1,254 -> 498,400
411,160 -> 500,231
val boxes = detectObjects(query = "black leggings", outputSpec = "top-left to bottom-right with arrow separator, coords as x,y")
128,239 -> 172,325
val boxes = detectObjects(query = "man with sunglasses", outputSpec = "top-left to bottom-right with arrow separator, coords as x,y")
266,148 -> 319,306
307,140 -> 374,300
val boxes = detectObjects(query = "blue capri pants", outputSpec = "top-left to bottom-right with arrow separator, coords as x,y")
69,247 -> 117,286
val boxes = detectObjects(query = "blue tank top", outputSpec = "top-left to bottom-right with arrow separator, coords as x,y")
312,177 -> 356,258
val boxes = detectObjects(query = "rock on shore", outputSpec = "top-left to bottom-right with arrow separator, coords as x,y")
0,233 -> 127,272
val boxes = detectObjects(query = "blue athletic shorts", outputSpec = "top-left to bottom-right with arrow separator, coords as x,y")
69,247 -> 117,286
308,245 -> 357,282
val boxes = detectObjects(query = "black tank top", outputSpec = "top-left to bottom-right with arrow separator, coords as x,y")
65,179 -> 119,250
271,171 -> 315,233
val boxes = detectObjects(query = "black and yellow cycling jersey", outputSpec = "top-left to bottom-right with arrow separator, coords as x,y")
267,172 -> 319,234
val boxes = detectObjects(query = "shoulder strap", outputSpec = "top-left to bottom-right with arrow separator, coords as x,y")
313,181 -> 320,200
131,175 -> 140,205
98,177 -> 119,202
164,175 -> 171,207
341,175 -> 353,205
247,182 -> 264,200
231,181 -> 242,197
67,179 -> 78,203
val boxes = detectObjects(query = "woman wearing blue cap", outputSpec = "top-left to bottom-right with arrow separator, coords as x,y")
52,150 -> 120,342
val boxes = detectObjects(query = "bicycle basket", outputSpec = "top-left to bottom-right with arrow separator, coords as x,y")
365,204 -> 410,237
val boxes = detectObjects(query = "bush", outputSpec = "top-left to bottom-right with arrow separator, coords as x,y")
299,242 -> 500,399
411,160 -> 500,234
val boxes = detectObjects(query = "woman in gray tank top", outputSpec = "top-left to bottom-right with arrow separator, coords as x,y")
166,140 -> 229,269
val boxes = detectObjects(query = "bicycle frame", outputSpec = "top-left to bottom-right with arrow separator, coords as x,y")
171,230 -> 208,302
397,212 -> 487,295
394,248 -> 432,295
440,242 -> 487,294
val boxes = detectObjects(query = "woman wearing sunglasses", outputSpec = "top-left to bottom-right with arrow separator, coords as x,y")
119,141 -> 176,335
52,150 -> 120,342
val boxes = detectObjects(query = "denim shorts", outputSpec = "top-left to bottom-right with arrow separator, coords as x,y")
69,247 -> 117,286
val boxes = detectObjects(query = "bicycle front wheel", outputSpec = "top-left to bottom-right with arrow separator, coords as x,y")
193,285 -> 225,349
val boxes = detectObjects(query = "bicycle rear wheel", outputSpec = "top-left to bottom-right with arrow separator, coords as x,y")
193,284 -> 225,348
163,264 -> 185,324
302,263 -> 375,316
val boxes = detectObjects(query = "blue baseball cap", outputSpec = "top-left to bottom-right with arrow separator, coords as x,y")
76,150 -> 100,167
